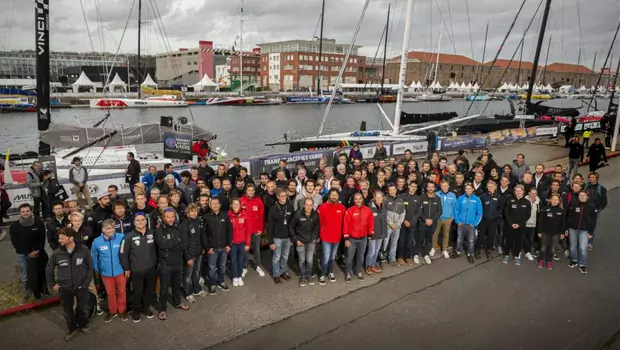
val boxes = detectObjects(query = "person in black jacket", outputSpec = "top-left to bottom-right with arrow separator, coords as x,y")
203,197 -> 232,294
69,212 -> 96,250
154,208 -> 188,320
585,138 -> 608,172
10,203 -> 49,302
111,201 -> 134,234
119,213 -> 158,322
47,201 -> 69,251
46,227 -> 94,341
536,194 -> 566,269
502,185 -> 531,265
85,194 -> 112,237
414,182 -> 442,265
268,189 -> 294,284
179,204 -> 206,302
476,180 -> 502,260
567,191 -> 597,274
288,198 -> 320,286
125,152 -> 141,197
567,136 -> 585,180
398,182 -> 421,264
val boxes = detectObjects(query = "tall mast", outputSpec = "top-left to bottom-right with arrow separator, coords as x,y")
591,52 -> 597,87
541,35 -> 552,84
433,21 -> 443,85
477,22 -> 489,84
137,0 -> 142,99
316,0 -> 325,95
240,0 -> 244,95
392,0 -> 415,136
525,0 -> 552,114
35,0 -> 51,155
608,57 -> 620,114
611,54 -> 620,152
517,30 -> 524,85
380,4 -> 390,96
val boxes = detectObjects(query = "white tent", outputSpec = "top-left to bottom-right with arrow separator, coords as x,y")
140,73 -> 157,88
192,73 -> 218,92
497,82 -> 508,92
460,82 -> 467,91
71,71 -> 95,93
544,84 -> 553,92
107,73 -> 127,92
472,82 -> 479,92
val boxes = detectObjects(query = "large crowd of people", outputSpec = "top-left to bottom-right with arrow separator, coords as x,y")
8,143 -> 609,341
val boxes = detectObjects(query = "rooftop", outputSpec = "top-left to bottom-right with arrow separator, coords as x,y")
483,59 -> 534,70
544,62 -> 592,74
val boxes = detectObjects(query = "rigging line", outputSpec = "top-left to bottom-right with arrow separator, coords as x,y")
102,0 -> 137,90
431,0 -> 456,55
586,20 -> 620,112
94,0 -> 109,85
446,0 -> 456,54
362,19 -> 387,89
574,0 -> 586,65
317,0 -> 372,136
462,0 -> 531,117
296,9 -> 324,87
465,0 -> 474,60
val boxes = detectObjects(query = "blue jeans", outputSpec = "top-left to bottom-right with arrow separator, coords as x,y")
382,228 -> 400,262
17,254 -> 29,298
207,247 -> 227,285
230,243 -> 246,278
457,225 -> 476,256
183,255 -> 202,295
569,229 -> 589,267
366,238 -> 384,267
321,241 -> 339,276
272,238 -> 292,277
296,242 -> 316,278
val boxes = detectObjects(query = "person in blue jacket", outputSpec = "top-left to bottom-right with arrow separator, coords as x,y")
432,180 -> 457,259
454,183 -> 483,263
91,219 -> 128,322
141,166 -> 157,192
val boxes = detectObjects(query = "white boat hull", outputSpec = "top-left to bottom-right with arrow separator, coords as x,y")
415,94 -> 453,102
89,98 -> 188,109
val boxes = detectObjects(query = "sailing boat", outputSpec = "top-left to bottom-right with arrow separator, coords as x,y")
415,21 -> 452,102
284,0 -> 352,105
89,0 -> 188,109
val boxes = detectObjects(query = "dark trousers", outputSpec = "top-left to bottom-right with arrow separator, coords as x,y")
397,225 -> 415,259
605,135 -> 612,148
59,288 -> 90,332
539,233 -> 560,263
32,197 -> 44,219
413,223 -> 436,257
158,263 -> 183,312
475,219 -> 497,252
503,225 -> 526,258
582,138 -> 590,147
524,227 -> 537,254
131,268 -> 157,314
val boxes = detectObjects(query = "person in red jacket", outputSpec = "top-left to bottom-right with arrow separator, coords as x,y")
229,199 -> 250,287
317,188 -> 346,285
343,193 -> 374,283
239,184 -> 266,277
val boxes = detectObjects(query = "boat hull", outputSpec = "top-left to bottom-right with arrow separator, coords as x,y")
204,97 -> 282,106
285,96 -> 353,104
89,98 -> 188,108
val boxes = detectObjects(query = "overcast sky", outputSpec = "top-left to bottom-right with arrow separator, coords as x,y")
1,0 -> 619,69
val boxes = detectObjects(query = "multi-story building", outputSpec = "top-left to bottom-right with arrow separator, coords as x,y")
384,51 -> 480,87
155,40 -> 215,85
229,48 -> 261,90
257,38 -> 365,91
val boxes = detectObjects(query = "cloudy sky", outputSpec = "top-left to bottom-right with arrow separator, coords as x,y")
1,0 -> 619,69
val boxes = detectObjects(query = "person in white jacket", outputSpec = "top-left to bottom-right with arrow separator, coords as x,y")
524,187 -> 540,261
382,184 -> 406,265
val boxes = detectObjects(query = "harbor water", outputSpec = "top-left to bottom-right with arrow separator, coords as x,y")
0,99 -> 609,158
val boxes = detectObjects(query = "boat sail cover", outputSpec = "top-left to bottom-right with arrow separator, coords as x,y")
141,73 -> 158,88
40,122 -> 215,149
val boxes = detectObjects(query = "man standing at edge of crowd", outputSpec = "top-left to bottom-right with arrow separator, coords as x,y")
125,152 -> 141,198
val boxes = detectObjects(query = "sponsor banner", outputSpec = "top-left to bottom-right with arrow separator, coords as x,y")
486,128 -> 532,146
559,121 -> 601,133
256,150 -> 330,174
438,136 -> 487,152
535,126 -> 559,137
391,141 -> 427,155
163,131 -> 193,160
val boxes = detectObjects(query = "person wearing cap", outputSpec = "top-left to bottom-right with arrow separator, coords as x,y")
148,171 -> 170,194
69,157 -> 94,210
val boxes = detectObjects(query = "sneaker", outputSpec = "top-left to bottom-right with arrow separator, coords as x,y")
547,262 -> 553,270
238,278 -> 244,286
356,272 -> 364,281
104,312 -> 117,323
120,312 -> 129,321
65,330 -> 79,342
405,258 -> 414,265
497,246 -> 503,255
525,252 -> 534,261
474,251 -> 481,260
242,268 -> 248,278
96,306 -> 104,316
429,248 -> 436,257
80,327 -> 93,334
484,250 -> 492,260
299,278 -> 307,287
199,277 -> 205,286
319,276 -> 326,285
281,273 -> 292,281
502,256 -> 510,264
564,250 -> 570,258
514,258 -> 521,266
187,294 -> 196,303
537,260 -> 544,268
568,261 -> 578,268
413,255 -> 420,264
273,276 -> 282,285
579,266 -> 588,274
553,254 -> 560,261
345,274 -> 352,283
194,290 -> 207,297
467,255 -> 475,264
328,273 -> 336,283
256,266 -> 266,277
424,255 -> 432,265
209,286 -> 216,295
397,258 -> 406,266
443,250 -> 450,259
309,275 -> 316,286
217,283 -> 230,291
132,312 -> 141,323
232,278 -> 239,287
145,309 -> 154,319
532,250 -> 539,258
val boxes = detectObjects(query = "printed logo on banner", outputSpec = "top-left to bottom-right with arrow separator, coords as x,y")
164,137 -> 177,149
163,131 -> 193,161
535,126 -> 558,137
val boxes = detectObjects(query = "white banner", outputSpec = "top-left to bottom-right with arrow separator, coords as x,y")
560,121 -> 601,133
535,126 -> 559,137
392,142 -> 428,155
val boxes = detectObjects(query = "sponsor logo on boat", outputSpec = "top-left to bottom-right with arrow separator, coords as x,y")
96,99 -> 128,107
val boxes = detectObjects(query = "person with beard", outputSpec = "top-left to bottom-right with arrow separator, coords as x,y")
227,157 -> 242,180
371,169 -> 388,194
450,173 -> 465,198
317,189 -> 346,285
443,164 -> 458,186
285,179 -> 298,203
179,204 -> 206,301
390,163 -> 408,183
240,184 -> 266,277
356,180 -> 374,207
256,172 -> 270,196
414,182 -> 442,265
85,194 -> 112,236
340,176 -> 358,209
107,185 -> 127,208
46,227 -> 94,341
197,157 -> 216,182
111,201 -> 134,234
131,193 -> 153,216
178,171 -> 197,205
294,179 -> 322,211
10,203 -> 49,303
501,164 -> 519,188
585,138 -> 608,172
197,194 -> 211,216
47,201 -> 69,251
533,164 -> 550,194
322,178 -> 342,204
502,185 -> 531,266
232,177 -> 247,198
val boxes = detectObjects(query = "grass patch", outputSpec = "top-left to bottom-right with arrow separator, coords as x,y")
0,280 -> 24,312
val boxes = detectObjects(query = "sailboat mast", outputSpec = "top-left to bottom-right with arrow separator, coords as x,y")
541,35 -> 552,84
433,21 -> 443,85
137,0 -> 142,99
316,0 -> 325,95
525,0 -> 552,113
608,57 -> 620,114
380,4 -> 390,96
611,53 -> 620,151
591,52 -> 597,88
477,22 -> 489,84
392,0 -> 415,136
35,0 -> 51,155
517,31 -> 524,86
240,0 -> 244,95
